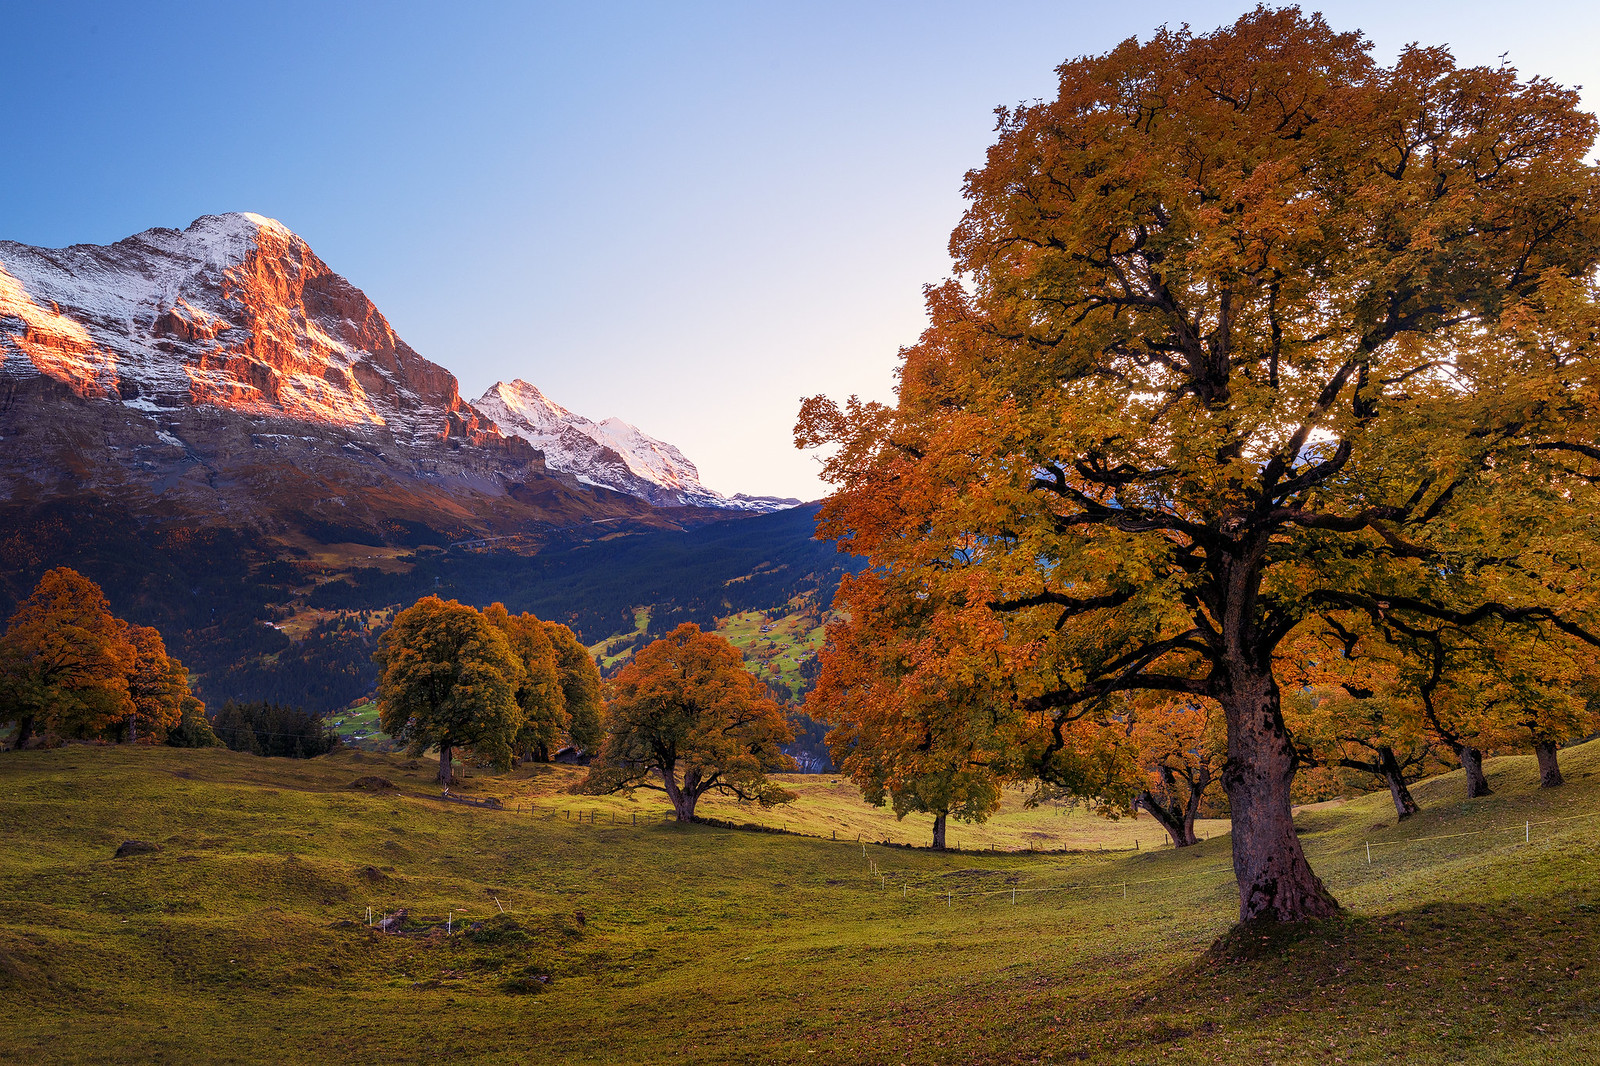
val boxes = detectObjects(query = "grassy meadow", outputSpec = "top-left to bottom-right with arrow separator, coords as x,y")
1,740 -> 1597,1064
715,605 -> 829,700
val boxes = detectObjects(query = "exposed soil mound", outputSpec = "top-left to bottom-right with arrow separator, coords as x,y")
349,776 -> 396,791
114,840 -> 162,859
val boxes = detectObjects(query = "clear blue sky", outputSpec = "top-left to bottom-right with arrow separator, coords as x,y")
4,1 -> 1597,500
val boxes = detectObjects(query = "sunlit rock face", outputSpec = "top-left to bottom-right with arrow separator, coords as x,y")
0,214 -> 667,541
0,213 -> 493,442
476,380 -> 798,513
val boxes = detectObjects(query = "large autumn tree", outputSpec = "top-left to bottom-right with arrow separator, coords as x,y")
799,8 -> 1600,922
581,624 -> 796,821
375,596 -> 523,786
0,567 -> 136,749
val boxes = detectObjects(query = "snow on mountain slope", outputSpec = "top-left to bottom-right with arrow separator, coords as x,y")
0,213 -> 678,540
0,212 -> 493,447
0,212 -> 793,538
475,380 -> 798,513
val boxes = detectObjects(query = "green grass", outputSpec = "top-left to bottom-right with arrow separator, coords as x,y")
326,701 -> 390,751
588,600 -> 827,699
715,603 -> 828,700
1,740 -> 1598,1064
590,607 -> 652,670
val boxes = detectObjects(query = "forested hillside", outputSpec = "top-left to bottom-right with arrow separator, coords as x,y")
308,504 -> 856,644
0,501 -> 860,716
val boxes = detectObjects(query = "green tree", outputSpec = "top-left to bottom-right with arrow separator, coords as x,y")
0,567 -> 135,749
581,623 -> 796,821
164,694 -> 221,748
375,596 -> 523,786
797,8 -> 1600,921
483,603 -> 566,761
545,621 -> 603,754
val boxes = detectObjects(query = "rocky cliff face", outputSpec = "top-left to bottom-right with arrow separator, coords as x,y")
475,380 -> 798,513
0,213 -> 507,446
0,213 -> 663,542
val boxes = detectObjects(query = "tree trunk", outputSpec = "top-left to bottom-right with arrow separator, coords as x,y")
1138,790 -> 1194,848
126,715 -> 138,745
660,765 -> 698,821
1218,669 -> 1340,923
1379,745 -> 1420,820
931,812 -> 947,850
438,743 -> 454,787
1181,766 -> 1207,846
11,714 -> 35,751
1534,740 -> 1563,788
1456,744 -> 1491,799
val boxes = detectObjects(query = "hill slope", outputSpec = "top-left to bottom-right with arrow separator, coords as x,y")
1,740 -> 1596,1064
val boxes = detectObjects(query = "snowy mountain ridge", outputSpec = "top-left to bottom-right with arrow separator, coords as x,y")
474,380 -> 795,513
0,212 -> 796,522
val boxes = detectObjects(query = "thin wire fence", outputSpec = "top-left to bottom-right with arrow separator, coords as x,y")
357,786 -> 1600,925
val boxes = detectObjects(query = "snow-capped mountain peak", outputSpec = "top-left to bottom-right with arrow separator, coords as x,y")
475,380 -> 795,513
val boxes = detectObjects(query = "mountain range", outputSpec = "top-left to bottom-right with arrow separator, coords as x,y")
0,212 -> 795,548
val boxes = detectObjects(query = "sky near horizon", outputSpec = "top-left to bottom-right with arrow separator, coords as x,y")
3,1 -> 1598,501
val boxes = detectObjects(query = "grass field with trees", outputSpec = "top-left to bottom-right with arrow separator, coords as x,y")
0,739 -> 1596,1064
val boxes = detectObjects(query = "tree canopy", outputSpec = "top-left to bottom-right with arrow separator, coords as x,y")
375,596 -> 523,786
1125,696 -> 1225,848
544,619 -> 603,754
581,623 -> 796,821
807,571 -> 1027,849
798,7 -> 1600,922
375,597 -> 605,784
483,603 -> 566,761
0,567 -> 200,750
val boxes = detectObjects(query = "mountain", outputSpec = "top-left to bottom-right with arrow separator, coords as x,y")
475,379 -> 798,513
0,212 -> 674,545
0,212 -> 838,717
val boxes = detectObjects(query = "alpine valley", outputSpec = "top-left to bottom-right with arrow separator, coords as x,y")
0,214 -> 850,727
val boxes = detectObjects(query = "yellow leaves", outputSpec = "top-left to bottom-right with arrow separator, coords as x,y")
375,596 -> 525,770
798,7 -> 1600,840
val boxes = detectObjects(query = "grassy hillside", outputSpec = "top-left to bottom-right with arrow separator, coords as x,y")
715,604 -> 829,701
1,741 -> 1597,1064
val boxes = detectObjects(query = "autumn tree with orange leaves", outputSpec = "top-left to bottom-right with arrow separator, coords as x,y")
581,624 -> 795,822
1125,697 -> 1226,848
806,572 -> 1023,849
121,623 -> 191,744
798,8 -> 1600,923
0,567 -> 198,749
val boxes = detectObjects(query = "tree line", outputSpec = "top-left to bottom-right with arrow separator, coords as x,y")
370,599 -> 796,819
373,596 -> 602,785
0,568 -> 823,813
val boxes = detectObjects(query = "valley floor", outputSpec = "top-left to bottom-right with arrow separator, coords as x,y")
1,742 -> 1597,1064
